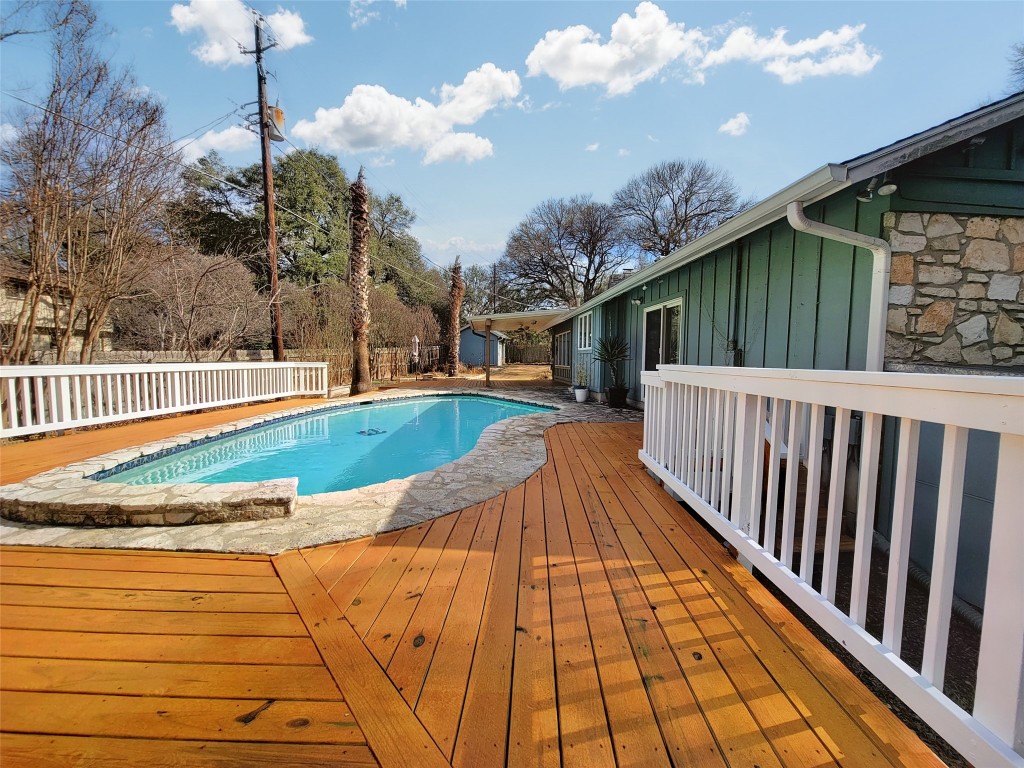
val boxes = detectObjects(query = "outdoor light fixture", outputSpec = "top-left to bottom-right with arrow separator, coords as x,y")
856,178 -> 877,203
877,173 -> 898,196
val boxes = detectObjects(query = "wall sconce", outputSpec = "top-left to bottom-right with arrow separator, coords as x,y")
631,296 -> 643,306
856,177 -> 877,203
877,173 -> 898,196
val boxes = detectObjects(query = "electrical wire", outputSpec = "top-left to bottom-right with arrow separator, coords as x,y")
1,88 -> 457,302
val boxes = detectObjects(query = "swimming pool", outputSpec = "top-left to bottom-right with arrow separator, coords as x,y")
96,395 -> 551,494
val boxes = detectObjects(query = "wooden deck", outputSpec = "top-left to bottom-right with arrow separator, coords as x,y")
0,422 -> 943,767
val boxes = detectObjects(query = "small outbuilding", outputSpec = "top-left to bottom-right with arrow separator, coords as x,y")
458,324 -> 507,368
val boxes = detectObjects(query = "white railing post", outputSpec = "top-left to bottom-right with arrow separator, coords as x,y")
850,411 -> 883,627
729,393 -> 760,537
975,433 -> 1024,755
921,424 -> 969,689
883,417 -> 921,656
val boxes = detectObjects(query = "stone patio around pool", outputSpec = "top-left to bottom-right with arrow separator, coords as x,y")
0,386 -> 640,554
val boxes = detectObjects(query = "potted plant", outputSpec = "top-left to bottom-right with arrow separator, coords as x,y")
594,335 -> 630,408
573,364 -> 589,403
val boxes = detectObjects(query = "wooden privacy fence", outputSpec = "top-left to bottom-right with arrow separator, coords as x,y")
0,362 -> 328,438
504,343 -> 551,365
641,365 -> 1024,767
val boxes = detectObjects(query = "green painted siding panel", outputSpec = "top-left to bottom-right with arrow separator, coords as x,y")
788,227 -> 821,370
712,252 -> 734,366
742,235 -> 770,368
814,198 -> 858,370
764,225 -> 794,367
698,258 -> 717,365
889,119 -> 1024,216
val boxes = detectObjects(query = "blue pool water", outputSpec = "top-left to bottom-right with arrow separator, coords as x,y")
98,396 -> 550,494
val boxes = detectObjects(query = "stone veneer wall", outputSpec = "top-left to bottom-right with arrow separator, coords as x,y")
884,212 -> 1024,368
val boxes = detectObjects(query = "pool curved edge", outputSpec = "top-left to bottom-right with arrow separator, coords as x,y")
0,389 -> 562,532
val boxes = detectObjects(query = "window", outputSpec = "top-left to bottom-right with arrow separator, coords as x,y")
643,299 -> 683,372
577,312 -> 593,350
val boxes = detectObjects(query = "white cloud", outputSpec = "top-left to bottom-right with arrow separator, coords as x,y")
350,0 -> 406,30
585,142 -> 600,151
617,148 -> 630,157
718,111 -> 750,136
422,235 -> 503,266
699,23 -> 880,84
292,63 -> 521,165
177,124 -> 257,161
526,3 -> 880,92
170,0 -> 312,67
526,2 -> 707,96
1,123 -> 20,145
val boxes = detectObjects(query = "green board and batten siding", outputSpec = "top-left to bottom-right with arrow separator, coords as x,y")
557,114 -> 1022,399
598,186 -> 886,401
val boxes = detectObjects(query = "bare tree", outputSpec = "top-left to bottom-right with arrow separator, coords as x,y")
1010,42 -> 1024,93
112,246 -> 267,360
500,196 -> 628,307
612,159 -> 752,261
348,169 -> 373,394
0,0 -> 176,364
443,256 -> 464,376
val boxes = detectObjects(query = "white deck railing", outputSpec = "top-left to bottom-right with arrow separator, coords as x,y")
641,365 -> 1024,767
0,362 -> 328,438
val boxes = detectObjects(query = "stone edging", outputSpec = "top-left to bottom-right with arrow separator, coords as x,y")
0,387 -> 642,553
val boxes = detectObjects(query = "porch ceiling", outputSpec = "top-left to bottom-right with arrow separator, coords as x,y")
467,309 -> 568,334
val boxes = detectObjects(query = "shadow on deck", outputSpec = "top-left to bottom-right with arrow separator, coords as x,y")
0,422 -> 942,767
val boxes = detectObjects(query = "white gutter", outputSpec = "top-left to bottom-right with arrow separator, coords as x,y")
786,201 -> 891,372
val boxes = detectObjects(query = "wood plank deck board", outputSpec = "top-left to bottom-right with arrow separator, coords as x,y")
0,545 -> 376,766
1,420 -> 944,768
0,734 -> 379,768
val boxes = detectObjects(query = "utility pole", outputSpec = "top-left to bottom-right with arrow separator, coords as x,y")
251,14 -> 285,361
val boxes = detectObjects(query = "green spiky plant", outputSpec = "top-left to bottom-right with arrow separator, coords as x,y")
594,335 -> 630,406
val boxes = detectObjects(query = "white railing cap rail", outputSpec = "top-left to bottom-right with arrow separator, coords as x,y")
644,366 -> 1024,437
1,362 -> 328,376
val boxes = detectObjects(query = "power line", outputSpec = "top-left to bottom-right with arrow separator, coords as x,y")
2,88 -> 537,313
1,88 -> 452,302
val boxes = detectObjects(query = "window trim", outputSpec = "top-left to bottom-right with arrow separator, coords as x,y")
577,312 -> 593,351
641,297 -> 684,373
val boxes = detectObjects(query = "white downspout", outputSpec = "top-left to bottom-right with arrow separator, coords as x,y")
786,201 -> 891,372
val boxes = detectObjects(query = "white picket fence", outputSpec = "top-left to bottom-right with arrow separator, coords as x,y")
641,365 -> 1024,767
0,362 -> 328,438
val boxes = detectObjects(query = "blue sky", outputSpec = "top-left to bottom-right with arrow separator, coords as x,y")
2,1 -> 1021,268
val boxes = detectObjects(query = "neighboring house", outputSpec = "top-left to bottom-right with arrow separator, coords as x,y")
1,260 -> 114,360
515,94 -> 1021,609
458,324 -> 507,368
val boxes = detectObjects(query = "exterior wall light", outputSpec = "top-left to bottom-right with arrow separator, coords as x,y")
856,178 -> 877,203
877,173 -> 898,196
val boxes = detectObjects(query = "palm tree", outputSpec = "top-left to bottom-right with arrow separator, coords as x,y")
444,256 -> 464,376
349,169 -> 372,394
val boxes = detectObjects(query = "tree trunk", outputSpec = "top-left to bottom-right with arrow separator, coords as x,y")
445,256 -> 464,377
348,169 -> 372,394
